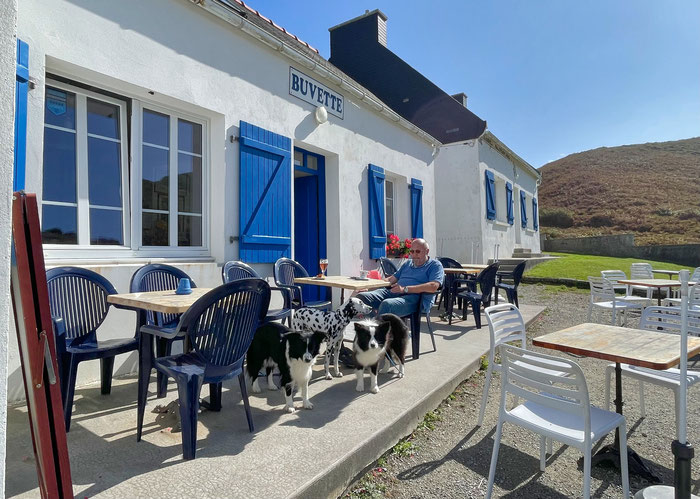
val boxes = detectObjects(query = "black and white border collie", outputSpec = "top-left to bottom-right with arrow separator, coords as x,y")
292,297 -> 373,379
353,313 -> 408,393
246,322 -> 325,413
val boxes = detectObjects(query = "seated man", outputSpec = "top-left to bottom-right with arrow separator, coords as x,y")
357,238 -> 444,317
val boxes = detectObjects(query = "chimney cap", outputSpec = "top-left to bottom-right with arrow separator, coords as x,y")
329,9 -> 388,32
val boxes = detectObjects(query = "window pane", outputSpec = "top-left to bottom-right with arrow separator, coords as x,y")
142,212 -> 169,246
41,204 -> 77,244
385,180 -> 394,199
306,155 -> 317,170
88,137 -> 122,207
87,98 -> 120,139
386,199 -> 395,233
142,146 -> 169,210
178,153 -> 202,213
143,109 -> 169,147
178,215 -> 202,247
90,208 -> 123,245
178,119 -> 201,154
42,128 -> 76,203
294,150 -> 303,167
44,87 -> 76,129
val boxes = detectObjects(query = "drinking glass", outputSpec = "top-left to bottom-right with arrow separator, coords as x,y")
319,258 -> 328,277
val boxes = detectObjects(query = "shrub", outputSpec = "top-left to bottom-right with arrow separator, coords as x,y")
539,208 -> 574,228
654,208 -> 674,216
589,214 -> 615,227
678,210 -> 700,221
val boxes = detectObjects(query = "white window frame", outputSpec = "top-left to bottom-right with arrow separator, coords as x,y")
493,175 -> 507,224
42,80 -> 131,252
42,79 -> 210,260
384,178 -> 396,236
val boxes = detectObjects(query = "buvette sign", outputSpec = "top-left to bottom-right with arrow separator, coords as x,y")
289,67 -> 344,119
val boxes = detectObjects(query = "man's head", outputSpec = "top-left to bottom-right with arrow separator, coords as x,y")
409,238 -> 429,266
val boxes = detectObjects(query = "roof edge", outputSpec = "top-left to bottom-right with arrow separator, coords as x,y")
193,0 -> 440,147
481,131 -> 540,179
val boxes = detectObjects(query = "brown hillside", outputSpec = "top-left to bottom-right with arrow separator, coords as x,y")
538,137 -> 700,245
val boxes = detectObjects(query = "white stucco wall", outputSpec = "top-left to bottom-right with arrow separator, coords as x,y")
1,0 -> 18,492
11,0 -> 435,400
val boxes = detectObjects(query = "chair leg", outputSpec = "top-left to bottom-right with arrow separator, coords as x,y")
587,302 -> 592,322
238,372 -> 255,433
177,374 -> 204,460
674,388 -> 681,440
208,382 -> 223,412
618,421 -> 630,498
513,289 -> 519,308
63,356 -> 79,433
582,444 -> 592,499
410,313 -> 421,360
547,437 -> 553,455
494,288 -> 499,305
477,362 -> 494,426
100,356 -> 115,395
539,435 -> 546,471
486,419 -> 504,499
156,338 -> 172,398
426,313 -> 436,353
136,332 -> 154,442
472,300 -> 482,329
639,381 -> 646,418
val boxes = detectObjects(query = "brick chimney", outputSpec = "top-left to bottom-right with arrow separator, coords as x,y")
451,92 -> 468,108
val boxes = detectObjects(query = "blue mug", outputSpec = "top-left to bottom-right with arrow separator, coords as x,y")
175,278 -> 192,295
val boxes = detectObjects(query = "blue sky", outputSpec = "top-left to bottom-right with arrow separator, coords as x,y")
245,1 -> 699,168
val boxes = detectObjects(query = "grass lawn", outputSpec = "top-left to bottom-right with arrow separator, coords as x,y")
525,252 -> 691,281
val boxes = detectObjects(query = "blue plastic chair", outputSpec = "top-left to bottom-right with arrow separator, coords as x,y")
46,267 -> 138,432
130,264 -> 197,398
222,261 -> 293,326
136,278 -> 271,460
455,263 -> 500,328
401,290 -> 439,360
494,261 -> 527,307
437,257 -> 465,312
273,258 -> 331,310
378,257 -> 399,278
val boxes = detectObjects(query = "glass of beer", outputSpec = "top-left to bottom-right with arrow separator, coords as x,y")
319,258 -> 328,277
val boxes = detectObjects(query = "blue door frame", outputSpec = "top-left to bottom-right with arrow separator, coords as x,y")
293,148 -> 327,302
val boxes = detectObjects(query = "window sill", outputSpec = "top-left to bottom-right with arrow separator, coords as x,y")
490,220 -> 511,228
525,229 -> 537,234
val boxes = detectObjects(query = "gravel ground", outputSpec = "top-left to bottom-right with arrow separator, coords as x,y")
342,284 -> 700,498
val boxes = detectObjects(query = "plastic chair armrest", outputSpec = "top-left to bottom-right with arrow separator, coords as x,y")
140,324 -> 182,340
270,285 -> 293,308
51,316 -> 66,338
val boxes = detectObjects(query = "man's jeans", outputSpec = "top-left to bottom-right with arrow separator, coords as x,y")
356,288 -> 420,318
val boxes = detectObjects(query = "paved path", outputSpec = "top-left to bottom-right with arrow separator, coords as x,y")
5,305 -> 544,499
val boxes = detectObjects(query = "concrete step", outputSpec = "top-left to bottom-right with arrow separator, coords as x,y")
489,256 -> 558,272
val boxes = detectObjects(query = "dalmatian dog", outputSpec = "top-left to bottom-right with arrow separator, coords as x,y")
292,297 -> 373,379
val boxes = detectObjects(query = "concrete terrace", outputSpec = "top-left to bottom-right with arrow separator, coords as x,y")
5,305 -> 545,499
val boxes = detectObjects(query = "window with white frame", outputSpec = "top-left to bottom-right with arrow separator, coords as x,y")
41,79 -> 207,255
385,178 -> 396,236
494,176 -> 507,223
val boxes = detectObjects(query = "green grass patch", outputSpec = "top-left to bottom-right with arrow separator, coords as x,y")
392,440 -> 416,457
417,409 -> 442,431
344,477 -> 387,498
526,252 -> 689,281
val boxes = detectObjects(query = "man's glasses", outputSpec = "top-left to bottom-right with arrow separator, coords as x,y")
409,249 -> 423,254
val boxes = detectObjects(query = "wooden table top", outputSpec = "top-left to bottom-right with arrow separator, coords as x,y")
533,323 -> 700,370
294,276 -> 390,291
444,267 -> 479,274
107,288 -> 212,314
462,264 -> 488,269
618,279 -> 695,288
652,269 -> 680,276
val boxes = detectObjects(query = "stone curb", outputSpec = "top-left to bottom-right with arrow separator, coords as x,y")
522,276 -> 589,289
292,309 -> 547,499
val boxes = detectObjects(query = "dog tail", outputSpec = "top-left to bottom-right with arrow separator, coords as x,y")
378,313 -> 408,363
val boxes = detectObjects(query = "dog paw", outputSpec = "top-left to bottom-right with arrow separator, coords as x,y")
355,385 -> 364,392
370,386 -> 380,394
284,404 -> 296,414
398,372 -> 404,379
267,384 -> 277,391
334,371 -> 344,378
303,400 -> 313,410
325,373 -> 333,380
251,382 -> 261,393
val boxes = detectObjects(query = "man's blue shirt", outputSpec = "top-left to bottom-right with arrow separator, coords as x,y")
393,257 -> 444,312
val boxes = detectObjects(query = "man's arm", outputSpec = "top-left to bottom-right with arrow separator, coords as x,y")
397,281 -> 440,295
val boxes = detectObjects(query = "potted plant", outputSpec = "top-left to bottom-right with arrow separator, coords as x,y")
386,234 -> 412,258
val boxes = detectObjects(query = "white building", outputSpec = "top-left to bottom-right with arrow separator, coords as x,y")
5,2 -> 539,405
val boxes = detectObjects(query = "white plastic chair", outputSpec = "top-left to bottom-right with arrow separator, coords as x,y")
663,282 -> 700,309
479,304 -> 569,426
587,277 -> 647,326
486,345 -> 629,499
604,306 -> 700,437
630,262 -> 654,299
601,270 -> 629,294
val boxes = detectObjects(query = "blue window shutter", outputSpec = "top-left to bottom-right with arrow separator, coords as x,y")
505,182 -> 514,225
368,164 -> 386,259
533,198 -> 539,231
520,191 -> 528,228
484,170 -> 496,220
239,121 -> 292,263
410,178 -> 423,239
14,39 -> 29,192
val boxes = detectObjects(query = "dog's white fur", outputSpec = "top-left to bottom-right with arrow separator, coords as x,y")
354,321 -> 386,394
284,341 -> 315,413
292,297 -> 372,379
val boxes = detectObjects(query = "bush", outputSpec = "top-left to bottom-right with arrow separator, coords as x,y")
539,208 -> 574,228
589,214 -> 615,227
654,208 -> 674,216
678,210 -> 700,221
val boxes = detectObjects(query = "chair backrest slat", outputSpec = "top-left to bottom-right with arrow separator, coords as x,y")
476,263 -> 500,300
501,345 -> 590,422
601,270 -> 627,285
46,267 -> 116,341
485,304 -> 526,352
222,261 -> 260,283
640,306 -> 700,336
130,264 -> 196,327
588,276 -> 616,301
180,279 -> 270,373
630,262 -> 653,280
378,257 -> 399,278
